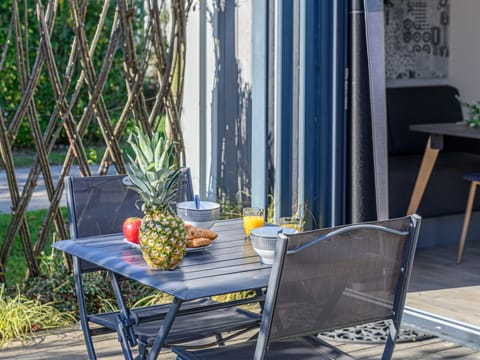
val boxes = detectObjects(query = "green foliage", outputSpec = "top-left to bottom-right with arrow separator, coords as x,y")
217,189 -> 277,224
132,292 -> 172,308
0,1 -> 147,147
24,250 -> 161,316
0,208 -> 68,285
459,98 -> 480,128
212,290 -> 261,312
24,254 -> 114,315
0,284 -> 74,348
212,289 -> 258,303
87,147 -> 98,165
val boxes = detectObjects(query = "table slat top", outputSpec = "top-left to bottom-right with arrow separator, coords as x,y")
53,218 -> 271,301
410,122 -> 480,140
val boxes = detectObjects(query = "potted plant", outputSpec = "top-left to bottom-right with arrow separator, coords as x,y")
458,97 -> 480,128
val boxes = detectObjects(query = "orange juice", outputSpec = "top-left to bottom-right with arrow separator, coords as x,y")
242,207 -> 265,237
243,215 -> 265,236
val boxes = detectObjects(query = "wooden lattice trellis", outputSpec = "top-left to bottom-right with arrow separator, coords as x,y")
0,0 -> 193,283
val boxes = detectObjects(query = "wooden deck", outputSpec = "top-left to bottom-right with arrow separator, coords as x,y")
2,326 -> 479,360
407,241 -> 480,327
1,243 -> 479,359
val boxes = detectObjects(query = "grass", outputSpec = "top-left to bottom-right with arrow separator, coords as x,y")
1,208 -> 68,285
10,145 -> 132,168
0,285 -> 74,348
11,148 -> 69,168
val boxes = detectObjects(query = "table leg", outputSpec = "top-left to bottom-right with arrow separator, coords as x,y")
407,136 -> 440,215
457,181 -> 478,264
109,271 -> 137,360
148,297 -> 183,360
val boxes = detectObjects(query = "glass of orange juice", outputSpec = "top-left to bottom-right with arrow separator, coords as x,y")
243,208 -> 265,237
278,217 -> 304,232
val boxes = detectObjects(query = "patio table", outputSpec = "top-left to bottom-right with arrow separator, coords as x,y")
53,218 -> 270,360
407,122 -> 480,215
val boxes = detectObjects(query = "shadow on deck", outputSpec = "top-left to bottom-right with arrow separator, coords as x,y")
2,243 -> 480,359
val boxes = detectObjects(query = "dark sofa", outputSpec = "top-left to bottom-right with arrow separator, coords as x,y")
387,85 -> 480,219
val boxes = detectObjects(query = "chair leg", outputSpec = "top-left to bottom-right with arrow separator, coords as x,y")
73,257 -> 97,360
458,181 -> 478,264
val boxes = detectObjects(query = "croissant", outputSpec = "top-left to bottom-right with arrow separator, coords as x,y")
187,237 -> 212,248
193,228 -> 218,240
184,224 -> 218,240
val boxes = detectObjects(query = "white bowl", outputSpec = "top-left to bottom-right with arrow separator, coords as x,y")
183,220 -> 216,230
177,198 -> 220,229
250,226 -> 296,264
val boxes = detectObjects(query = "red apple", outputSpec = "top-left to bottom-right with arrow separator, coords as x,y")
123,217 -> 141,244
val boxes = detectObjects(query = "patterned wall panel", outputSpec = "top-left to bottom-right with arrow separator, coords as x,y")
385,0 -> 449,81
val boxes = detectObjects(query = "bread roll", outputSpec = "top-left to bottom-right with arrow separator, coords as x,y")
187,237 -> 212,248
193,228 -> 218,240
184,224 -> 218,240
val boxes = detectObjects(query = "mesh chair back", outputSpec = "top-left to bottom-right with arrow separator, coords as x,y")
67,175 -> 142,239
66,169 -> 194,239
258,216 -> 420,352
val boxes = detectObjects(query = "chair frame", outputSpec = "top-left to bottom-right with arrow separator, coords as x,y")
65,171 -> 261,359
66,174 -> 145,359
174,214 -> 421,360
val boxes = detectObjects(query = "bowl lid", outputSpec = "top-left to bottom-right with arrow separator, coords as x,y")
250,225 -> 296,239
177,200 -> 220,211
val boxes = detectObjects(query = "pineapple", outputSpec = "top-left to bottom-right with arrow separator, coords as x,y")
126,129 -> 186,270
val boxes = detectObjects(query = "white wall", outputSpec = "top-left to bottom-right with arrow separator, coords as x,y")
182,1 -> 253,201
182,1 -> 216,199
449,0 -> 480,105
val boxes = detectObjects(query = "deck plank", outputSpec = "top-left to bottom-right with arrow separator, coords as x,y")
3,327 -> 480,360
407,242 -> 480,327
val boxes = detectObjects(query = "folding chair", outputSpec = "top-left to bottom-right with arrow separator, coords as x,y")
65,170 -> 261,360
173,215 -> 421,360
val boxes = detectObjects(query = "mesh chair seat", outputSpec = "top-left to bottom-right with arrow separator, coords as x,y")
87,298 -> 260,344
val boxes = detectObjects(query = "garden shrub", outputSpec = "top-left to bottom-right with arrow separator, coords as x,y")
0,1 -> 150,148
23,250 -> 163,316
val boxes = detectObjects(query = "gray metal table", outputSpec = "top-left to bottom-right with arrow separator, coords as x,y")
53,218 -> 270,359
407,122 -> 480,215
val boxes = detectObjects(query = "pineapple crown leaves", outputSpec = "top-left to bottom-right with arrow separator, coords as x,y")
126,128 -> 182,213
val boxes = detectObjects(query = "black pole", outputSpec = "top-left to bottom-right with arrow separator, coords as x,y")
346,0 -> 377,223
